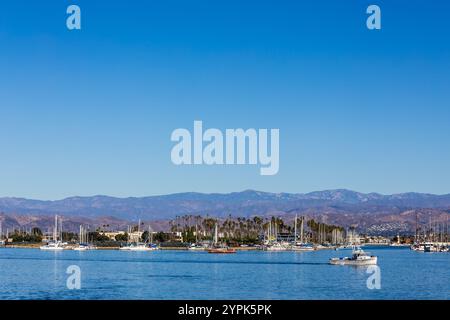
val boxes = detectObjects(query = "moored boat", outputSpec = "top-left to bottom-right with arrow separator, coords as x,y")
264,242 -> 289,251
207,222 -> 236,254
207,247 -> 236,254
40,241 -> 66,251
120,242 -> 156,251
188,243 -> 206,251
40,215 -> 67,251
291,243 -> 315,251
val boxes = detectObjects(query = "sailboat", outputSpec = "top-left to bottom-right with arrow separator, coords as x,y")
40,215 -> 66,250
188,220 -> 206,251
207,223 -> 236,254
146,224 -> 159,251
120,220 -> 155,251
73,225 -> 97,250
291,215 -> 314,251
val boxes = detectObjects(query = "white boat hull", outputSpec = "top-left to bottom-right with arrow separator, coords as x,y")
120,245 -> 156,251
40,246 -> 65,251
329,256 -> 377,266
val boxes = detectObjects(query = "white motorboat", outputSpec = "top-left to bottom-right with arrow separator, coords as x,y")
411,242 -> 438,252
291,243 -> 315,251
424,243 -> 436,252
411,243 -> 424,251
329,247 -> 378,266
207,246 -> 236,254
128,243 -> 153,251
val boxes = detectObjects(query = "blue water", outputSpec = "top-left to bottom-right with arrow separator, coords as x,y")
0,247 -> 448,300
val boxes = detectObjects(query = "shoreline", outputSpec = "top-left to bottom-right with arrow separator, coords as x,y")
0,244 -> 261,251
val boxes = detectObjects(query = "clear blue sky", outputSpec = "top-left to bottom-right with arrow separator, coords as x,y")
0,0 -> 449,199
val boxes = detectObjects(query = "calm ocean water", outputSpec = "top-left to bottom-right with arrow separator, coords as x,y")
0,246 -> 448,300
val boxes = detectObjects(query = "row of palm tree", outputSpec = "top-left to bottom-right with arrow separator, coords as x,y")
170,214 -> 345,244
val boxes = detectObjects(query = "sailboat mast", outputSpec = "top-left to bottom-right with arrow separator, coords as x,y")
214,223 -> 218,245
300,217 -> 304,244
59,217 -> 63,242
149,225 -> 153,244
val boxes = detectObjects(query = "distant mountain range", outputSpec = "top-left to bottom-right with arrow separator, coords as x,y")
1,189 -> 450,220
1,190 -> 449,235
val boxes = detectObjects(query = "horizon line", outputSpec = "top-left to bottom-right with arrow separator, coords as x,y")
1,188 -> 450,202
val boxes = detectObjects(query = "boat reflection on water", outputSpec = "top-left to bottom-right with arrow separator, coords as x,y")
263,242 -> 289,251
119,221 -> 159,251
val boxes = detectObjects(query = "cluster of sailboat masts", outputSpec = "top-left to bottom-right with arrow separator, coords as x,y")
40,215 -> 68,250
188,222 -> 237,253
188,215 -> 350,252
411,216 -> 450,252
118,219 -> 158,251
39,216 -> 159,251
262,215 -> 346,251
0,222 -> 35,240
411,242 -> 449,252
